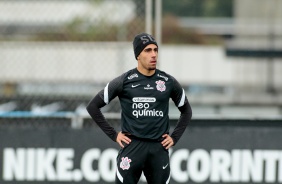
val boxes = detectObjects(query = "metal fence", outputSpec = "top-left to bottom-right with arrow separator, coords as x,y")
0,0 -> 282,120
0,0 -> 147,117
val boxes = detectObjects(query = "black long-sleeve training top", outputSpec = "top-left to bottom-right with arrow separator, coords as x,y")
86,68 -> 192,145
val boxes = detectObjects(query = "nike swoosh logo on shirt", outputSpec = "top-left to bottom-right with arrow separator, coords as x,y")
132,84 -> 140,88
163,164 -> 168,169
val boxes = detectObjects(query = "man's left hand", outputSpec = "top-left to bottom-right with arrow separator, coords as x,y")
161,134 -> 174,149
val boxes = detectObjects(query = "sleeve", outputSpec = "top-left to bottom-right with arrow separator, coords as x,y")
86,75 -> 124,142
98,74 -> 124,105
170,77 -> 193,145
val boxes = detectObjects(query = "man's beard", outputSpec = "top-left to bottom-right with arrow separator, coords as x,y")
148,66 -> 156,70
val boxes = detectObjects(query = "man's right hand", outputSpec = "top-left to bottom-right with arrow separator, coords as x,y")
116,132 -> 131,148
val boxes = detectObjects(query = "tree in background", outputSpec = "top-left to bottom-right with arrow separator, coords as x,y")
163,0 -> 233,17
33,0 -> 233,44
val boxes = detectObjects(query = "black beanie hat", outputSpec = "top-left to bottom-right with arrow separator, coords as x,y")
133,33 -> 158,60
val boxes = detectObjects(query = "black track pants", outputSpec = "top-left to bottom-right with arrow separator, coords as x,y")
115,138 -> 170,184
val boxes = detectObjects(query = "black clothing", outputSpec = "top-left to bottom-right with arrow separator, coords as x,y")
87,68 -> 192,144
86,67 -> 192,184
116,138 -> 170,184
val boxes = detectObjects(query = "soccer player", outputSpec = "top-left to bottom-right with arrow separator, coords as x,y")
86,33 -> 192,184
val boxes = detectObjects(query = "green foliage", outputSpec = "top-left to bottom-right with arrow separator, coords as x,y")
32,0 -> 231,44
162,15 -> 224,45
163,0 -> 233,17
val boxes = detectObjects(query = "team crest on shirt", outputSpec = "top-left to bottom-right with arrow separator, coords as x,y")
156,80 -> 166,92
120,157 -> 132,170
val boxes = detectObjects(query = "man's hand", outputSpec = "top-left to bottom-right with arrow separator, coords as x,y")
161,134 -> 174,149
116,132 -> 131,148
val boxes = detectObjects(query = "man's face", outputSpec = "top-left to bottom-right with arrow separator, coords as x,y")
137,44 -> 158,71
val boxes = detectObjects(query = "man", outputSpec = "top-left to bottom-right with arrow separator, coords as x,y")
86,33 -> 192,184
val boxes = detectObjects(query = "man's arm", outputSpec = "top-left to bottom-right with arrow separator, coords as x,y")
86,94 -> 118,142
169,76 -> 193,145
170,100 -> 192,145
86,73 -> 126,142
